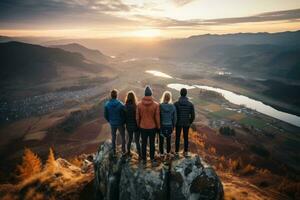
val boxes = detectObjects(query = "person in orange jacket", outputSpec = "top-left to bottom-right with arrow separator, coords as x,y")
136,85 -> 160,165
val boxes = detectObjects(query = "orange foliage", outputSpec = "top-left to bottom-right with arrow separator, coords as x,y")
69,157 -> 82,168
241,164 -> 256,175
228,158 -> 241,172
16,148 -> 42,181
45,147 -> 57,172
209,147 -> 217,154
217,163 -> 224,171
190,130 -> 206,149
220,156 -> 225,162
258,168 -> 271,175
2,194 -> 18,200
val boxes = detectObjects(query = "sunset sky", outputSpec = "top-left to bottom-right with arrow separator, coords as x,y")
1,0 -> 300,38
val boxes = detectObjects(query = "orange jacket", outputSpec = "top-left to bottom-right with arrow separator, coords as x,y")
136,96 -> 160,129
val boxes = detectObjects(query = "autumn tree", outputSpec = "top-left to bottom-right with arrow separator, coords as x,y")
16,148 -> 42,181
45,147 -> 57,172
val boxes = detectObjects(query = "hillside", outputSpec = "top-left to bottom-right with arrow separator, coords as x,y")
194,44 -> 300,80
0,41 -> 109,85
50,43 -> 109,64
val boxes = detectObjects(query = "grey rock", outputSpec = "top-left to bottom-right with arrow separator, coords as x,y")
94,140 -> 223,200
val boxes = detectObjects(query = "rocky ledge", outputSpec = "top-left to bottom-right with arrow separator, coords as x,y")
94,140 -> 223,200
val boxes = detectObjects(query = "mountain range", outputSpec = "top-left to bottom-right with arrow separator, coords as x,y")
0,41 -> 109,85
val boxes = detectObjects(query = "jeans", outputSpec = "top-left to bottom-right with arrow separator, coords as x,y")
175,126 -> 190,153
127,128 -> 141,156
159,126 -> 173,154
140,128 -> 156,160
111,125 -> 126,153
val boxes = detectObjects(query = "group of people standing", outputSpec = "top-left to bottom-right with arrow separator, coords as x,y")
104,85 -> 195,165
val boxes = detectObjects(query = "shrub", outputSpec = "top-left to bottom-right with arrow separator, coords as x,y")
16,148 -> 42,181
258,168 -> 271,175
209,147 -> 217,154
219,126 -> 235,136
278,178 -> 300,199
249,145 -> 270,158
241,164 -> 256,175
228,158 -> 241,171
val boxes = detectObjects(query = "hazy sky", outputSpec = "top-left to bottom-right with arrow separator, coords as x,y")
0,0 -> 300,38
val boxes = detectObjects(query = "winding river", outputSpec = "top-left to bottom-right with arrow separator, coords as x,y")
146,70 -> 300,127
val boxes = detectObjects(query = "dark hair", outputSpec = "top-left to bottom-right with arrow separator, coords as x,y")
110,89 -> 118,99
180,88 -> 187,97
125,91 -> 138,106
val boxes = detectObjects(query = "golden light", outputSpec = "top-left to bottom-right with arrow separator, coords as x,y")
132,29 -> 161,38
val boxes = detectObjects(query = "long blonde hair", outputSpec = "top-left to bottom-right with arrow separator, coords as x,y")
125,90 -> 138,106
160,91 -> 172,104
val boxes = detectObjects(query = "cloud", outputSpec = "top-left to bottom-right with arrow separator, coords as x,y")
0,0 -> 137,28
205,8 -> 300,25
134,8 -> 300,28
171,0 -> 195,6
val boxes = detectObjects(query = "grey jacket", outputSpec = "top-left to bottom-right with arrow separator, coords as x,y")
160,103 -> 177,127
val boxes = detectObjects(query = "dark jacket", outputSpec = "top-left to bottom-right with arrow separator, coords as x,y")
125,103 -> 138,131
104,99 -> 125,127
160,103 -> 177,127
174,96 -> 195,126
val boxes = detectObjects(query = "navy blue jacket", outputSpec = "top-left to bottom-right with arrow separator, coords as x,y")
174,97 -> 195,126
125,103 -> 138,131
104,99 -> 125,127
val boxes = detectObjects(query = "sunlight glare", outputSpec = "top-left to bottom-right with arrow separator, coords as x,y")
132,29 -> 161,37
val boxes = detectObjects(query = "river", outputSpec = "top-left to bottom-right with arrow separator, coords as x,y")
145,70 -> 300,127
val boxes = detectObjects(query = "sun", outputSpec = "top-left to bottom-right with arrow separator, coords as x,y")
132,29 -> 161,38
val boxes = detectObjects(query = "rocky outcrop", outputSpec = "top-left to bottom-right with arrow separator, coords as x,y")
94,140 -> 223,200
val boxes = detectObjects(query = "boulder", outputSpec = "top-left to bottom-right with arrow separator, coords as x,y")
94,140 -> 223,200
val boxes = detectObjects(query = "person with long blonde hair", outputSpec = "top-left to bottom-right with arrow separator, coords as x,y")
159,91 -> 176,160
124,91 -> 141,157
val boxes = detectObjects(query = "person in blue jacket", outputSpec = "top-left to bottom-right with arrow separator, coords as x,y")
159,91 -> 177,160
104,89 -> 126,156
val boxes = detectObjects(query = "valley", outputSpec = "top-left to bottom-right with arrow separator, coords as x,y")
0,32 -> 300,199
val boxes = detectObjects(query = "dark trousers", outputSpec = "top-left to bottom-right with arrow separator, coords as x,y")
111,125 -> 126,153
140,128 -> 156,160
127,128 -> 141,156
159,126 -> 172,154
175,126 -> 190,153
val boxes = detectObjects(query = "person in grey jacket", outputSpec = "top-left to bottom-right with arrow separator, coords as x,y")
159,91 -> 177,159
174,88 -> 195,157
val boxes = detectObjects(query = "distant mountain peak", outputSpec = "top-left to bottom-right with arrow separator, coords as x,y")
51,43 -> 109,63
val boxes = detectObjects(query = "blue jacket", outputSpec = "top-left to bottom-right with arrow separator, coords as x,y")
104,99 -> 125,127
160,103 -> 177,127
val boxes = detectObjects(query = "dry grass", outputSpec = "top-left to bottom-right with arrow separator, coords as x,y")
278,178 -> 300,199
204,103 -> 222,112
228,113 -> 245,121
240,164 -> 256,176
